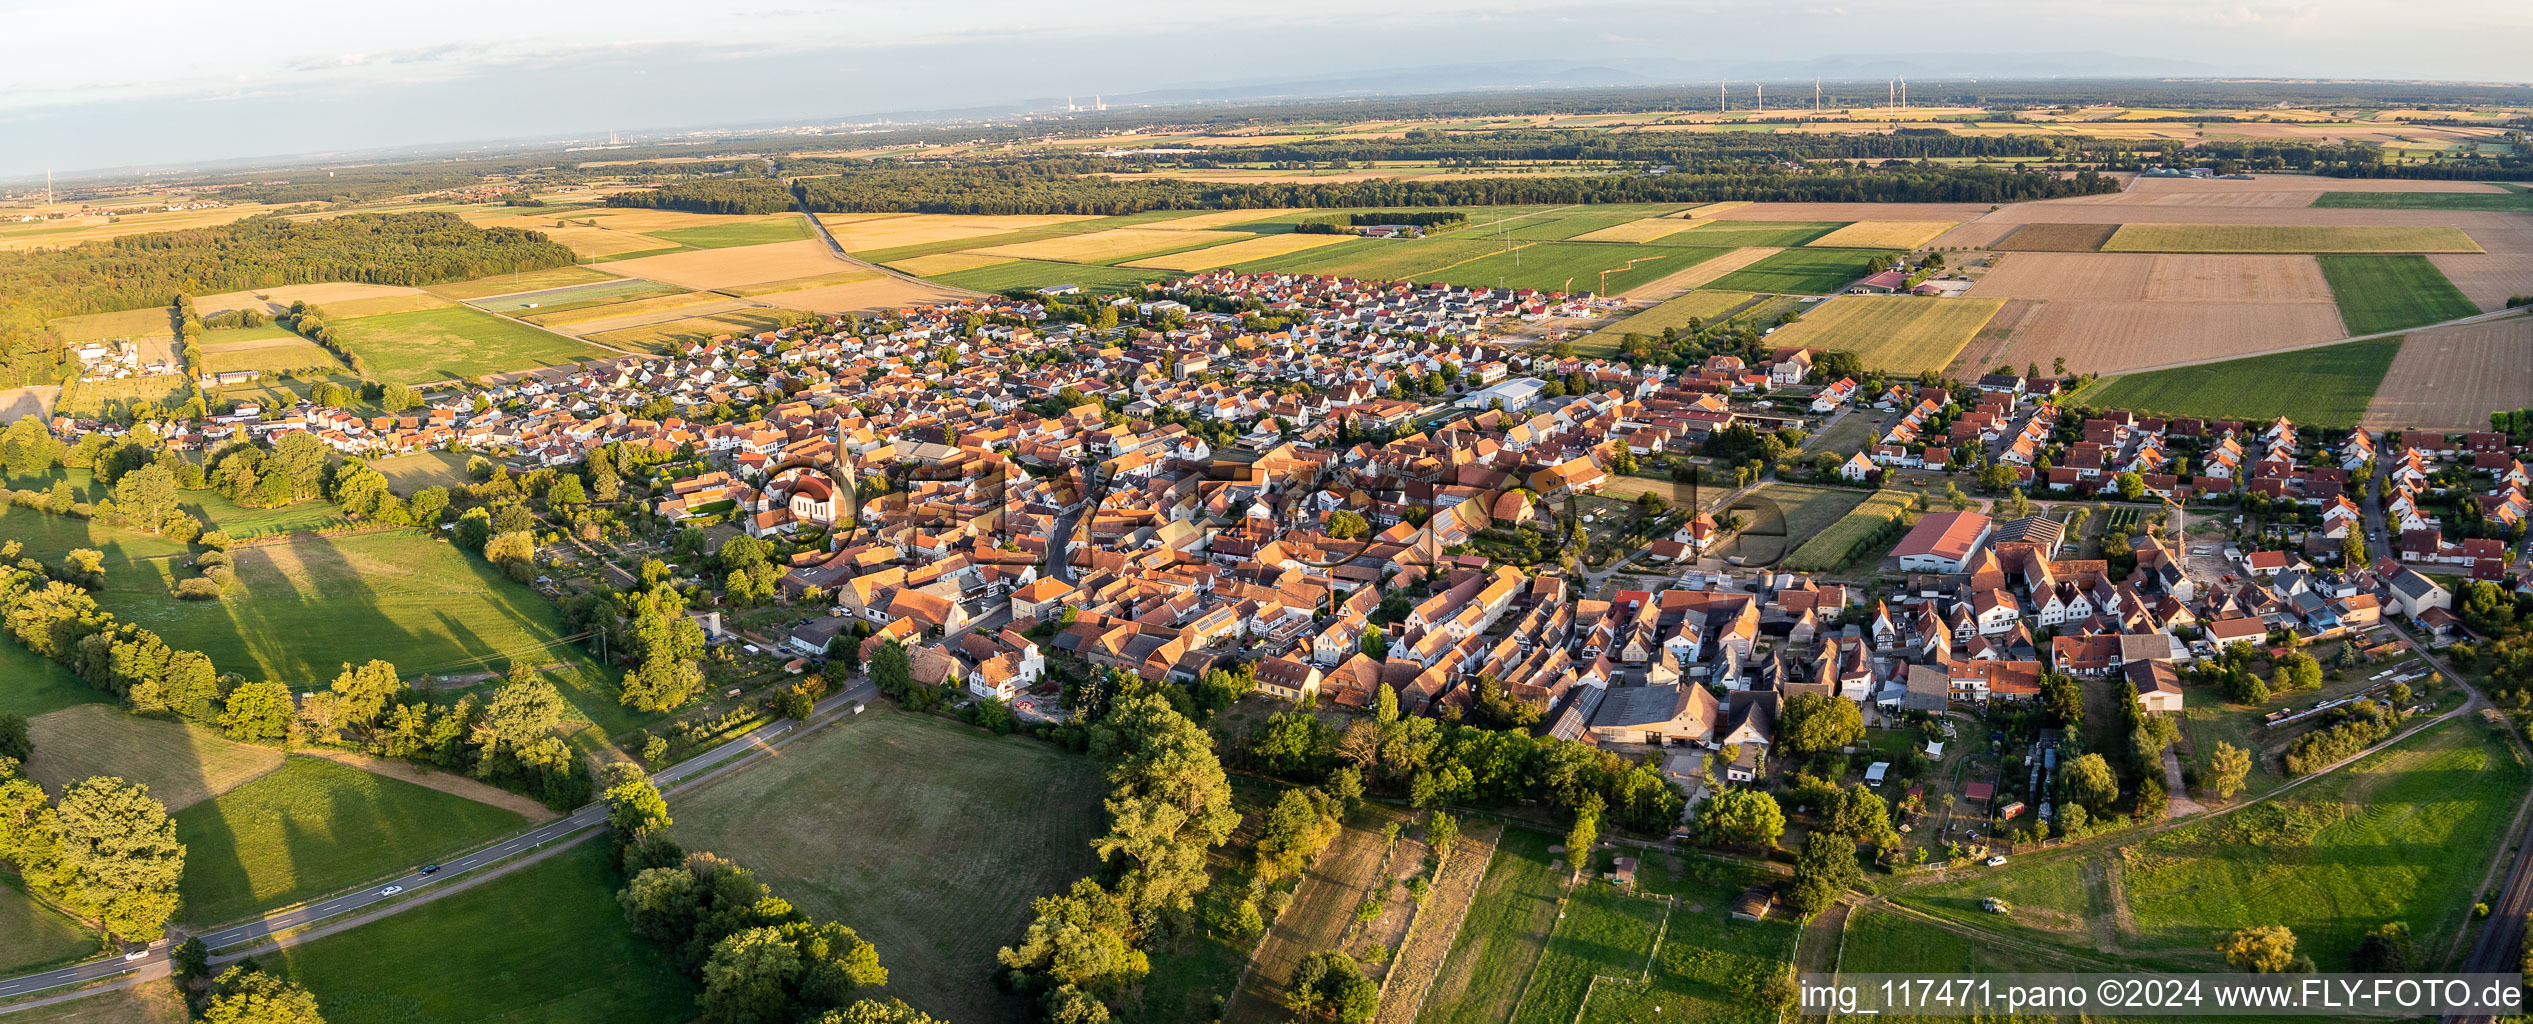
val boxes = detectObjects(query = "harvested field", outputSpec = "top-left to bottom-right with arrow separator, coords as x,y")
1807,220 -> 1959,250
2427,254 -> 2533,310
0,203 -> 285,251
2136,175 -> 2506,195
1139,209 -> 1305,230
538,296 -> 752,334
522,289 -> 733,327
1123,232 -> 1358,271
1947,297 -> 2041,376
2003,299 -> 2349,374
24,705 -> 284,812
1764,295 -> 2004,374
1569,218 -> 1702,244
2145,254 -> 2335,301
1678,201 -> 1751,217
717,269 -> 882,298
1667,221 -> 1844,248
2469,226 -> 2533,255
539,226 -> 681,259
468,278 -> 683,315
48,307 -> 172,342
968,227 -> 1250,265
887,252 -> 1016,278
598,239 -> 850,290
1621,247 -> 1781,298
757,278 -> 968,313
1994,223 -> 2117,252
2104,224 -> 2484,253
423,265 -> 620,300
201,336 -> 347,375
2363,318 -> 2533,430
315,292 -> 459,319
819,212 -> 1099,252
583,308 -> 806,353
194,282 -> 429,317
1928,219 -> 2022,249
2075,338 -> 2400,428
1972,252 -> 2152,299
1704,201 -> 1995,222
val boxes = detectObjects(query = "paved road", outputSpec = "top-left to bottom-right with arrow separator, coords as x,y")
0,680 -> 876,1008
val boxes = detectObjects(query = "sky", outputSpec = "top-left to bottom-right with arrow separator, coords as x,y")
3,0 -> 2529,179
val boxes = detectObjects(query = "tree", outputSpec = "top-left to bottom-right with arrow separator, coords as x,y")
1787,831 -> 1862,916
2205,742 -> 2252,801
1564,792 -> 1603,868
1289,950 -> 1378,1024
2058,753 -> 2119,814
1700,787 -> 1786,849
811,1000 -> 944,1024
0,712 -> 27,763
2217,926 -> 2302,973
1255,787 -> 1340,881
203,965 -> 328,1024
53,777 -> 184,941
171,936 -> 210,983
2040,673 -> 2085,729
327,659 -> 404,731
112,464 -> 181,532
1776,693 -> 1863,756
2115,471 -> 2146,501
1426,810 -> 1458,860
484,530 -> 538,583
604,766 -> 674,842
2339,531 -> 2367,567
220,682 -> 297,743
1324,510 -> 1369,540
2352,921 -> 2412,973
869,641 -> 913,699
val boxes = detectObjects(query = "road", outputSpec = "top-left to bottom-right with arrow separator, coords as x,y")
0,679 -> 877,1010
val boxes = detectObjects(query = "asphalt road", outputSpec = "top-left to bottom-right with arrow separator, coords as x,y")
0,680 -> 875,1007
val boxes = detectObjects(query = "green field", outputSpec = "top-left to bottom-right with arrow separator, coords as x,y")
273,839 -> 697,1024
1670,221 -> 1848,247
1581,855 -> 1800,1024
641,215 -> 814,249
1421,242 -> 1733,294
423,265 -> 621,300
1510,882 -> 1670,1024
2120,719 -> 2523,969
852,209 -> 1221,264
466,278 -> 684,315
1575,290 -> 1763,355
579,307 -> 815,353
1416,827 -> 1570,1024
2072,338 -> 2400,428
1705,248 -> 1895,294
4,468 -> 348,541
2102,224 -> 2484,254
0,639 -> 107,717
0,875 -> 96,976
326,306 -> 613,384
667,707 -> 1110,1022
174,757 -> 527,925
2312,191 -> 2533,212
201,337 -> 348,376
1715,483 -> 1875,566
1784,489 -> 1914,573
2317,254 -> 2481,334
932,259 -> 1178,295
1899,854 -> 2100,954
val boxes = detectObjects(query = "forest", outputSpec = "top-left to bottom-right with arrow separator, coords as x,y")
602,176 -> 795,215
0,212 -> 579,318
788,159 -> 2122,215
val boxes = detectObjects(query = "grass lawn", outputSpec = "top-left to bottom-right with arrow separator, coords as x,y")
1766,295 -> 2006,375
0,874 -> 97,976
1705,248 -> 1895,294
326,306 -> 613,384
174,757 -> 527,925
1579,854 -> 1799,1024
1508,881 -> 1669,1024
667,707 -> 1110,1023
641,214 -> 814,249
2115,718 -> 2526,969
933,259 -> 1177,294
0,639 -> 106,717
1416,827 -> 1569,1024
1837,906 -> 2082,976
2318,254 -> 2482,334
2071,338 -> 2400,428
1900,854 -> 2100,955
370,450 -> 475,495
273,839 -> 697,1024
2311,192 -> 2533,212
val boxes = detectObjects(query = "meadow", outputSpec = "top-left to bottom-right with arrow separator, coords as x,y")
47,307 -> 173,342
22,705 -> 284,812
1705,248 -> 1893,294
2102,224 -> 2484,254
0,980 -> 189,1024
2315,254 -> 2481,334
1508,882 -> 1670,1024
272,840 -> 697,1024
1414,827 -> 1570,1024
1122,231 -> 1357,272
0,640 -> 107,717
0,876 -> 96,976
666,707 -> 1110,1023
640,214 -> 814,249
327,306 -> 612,383
423,265 -> 622,301
2116,719 -> 2524,969
1417,242 -> 1728,294
1573,855 -> 1800,1024
1765,295 -> 2006,375
201,336 -> 349,376
2072,338 -> 2400,428
1784,489 -> 1914,574
466,278 -> 683,315
173,757 -> 527,925
1715,483 -> 1874,566
1575,289 -> 1762,355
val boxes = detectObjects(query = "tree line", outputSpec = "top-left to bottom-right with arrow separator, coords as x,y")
605,177 -> 797,216
0,213 -> 578,318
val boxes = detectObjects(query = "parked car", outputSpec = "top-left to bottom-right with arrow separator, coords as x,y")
1985,855 -> 2009,867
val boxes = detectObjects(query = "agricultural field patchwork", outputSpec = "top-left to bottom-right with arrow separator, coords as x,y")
597,238 -> 855,290
465,278 -> 684,315
932,259 -> 1177,294
324,306 -> 613,383
1806,220 -> 1959,250
422,265 -> 622,300
2315,254 -> 2481,334
1993,223 -> 2118,252
2312,191 -> 2533,212
667,708 -> 1110,1023
1764,295 -> 2005,375
639,214 -> 813,249
1121,231 -> 1358,271
1668,221 -> 1847,248
2102,224 -> 2484,253
968,227 -> 1249,265
2074,337 -> 2401,428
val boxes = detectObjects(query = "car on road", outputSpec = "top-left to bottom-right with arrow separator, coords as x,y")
123,948 -> 149,961
420,864 -> 441,874
1985,855 -> 2009,867
379,885 -> 404,896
